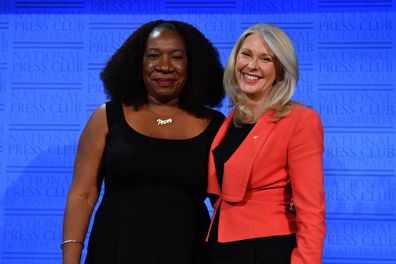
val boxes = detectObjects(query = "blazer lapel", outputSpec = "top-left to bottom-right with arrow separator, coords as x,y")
207,110 -> 235,196
221,111 -> 276,202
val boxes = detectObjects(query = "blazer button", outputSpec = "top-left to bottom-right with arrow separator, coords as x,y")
253,135 -> 258,140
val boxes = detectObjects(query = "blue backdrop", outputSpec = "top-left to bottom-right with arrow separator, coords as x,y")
0,0 -> 395,263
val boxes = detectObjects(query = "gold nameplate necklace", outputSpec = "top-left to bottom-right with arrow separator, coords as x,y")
148,105 -> 179,126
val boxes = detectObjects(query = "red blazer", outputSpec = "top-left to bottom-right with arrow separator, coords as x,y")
207,104 -> 326,264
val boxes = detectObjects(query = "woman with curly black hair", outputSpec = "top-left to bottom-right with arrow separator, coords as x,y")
62,20 -> 225,264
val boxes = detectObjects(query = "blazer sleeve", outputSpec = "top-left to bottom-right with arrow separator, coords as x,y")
288,109 -> 326,264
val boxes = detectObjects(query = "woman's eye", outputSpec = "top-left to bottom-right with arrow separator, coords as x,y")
240,52 -> 251,57
261,57 -> 272,62
147,53 -> 158,58
172,55 -> 183,60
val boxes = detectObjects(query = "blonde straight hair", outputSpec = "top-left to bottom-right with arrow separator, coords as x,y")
224,23 -> 298,123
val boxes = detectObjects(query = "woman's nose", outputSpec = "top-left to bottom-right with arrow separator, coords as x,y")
247,59 -> 258,71
157,56 -> 173,72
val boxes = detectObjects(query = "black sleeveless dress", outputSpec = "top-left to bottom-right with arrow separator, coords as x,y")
85,101 -> 224,264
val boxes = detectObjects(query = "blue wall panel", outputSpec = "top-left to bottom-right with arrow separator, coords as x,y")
0,0 -> 395,263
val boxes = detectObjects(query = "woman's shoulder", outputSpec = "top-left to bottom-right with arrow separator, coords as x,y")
211,108 -> 226,118
90,103 -> 107,122
289,103 -> 320,119
204,107 -> 225,123
81,103 -> 108,140
285,103 -> 323,132
86,101 -> 123,132
198,107 -> 225,131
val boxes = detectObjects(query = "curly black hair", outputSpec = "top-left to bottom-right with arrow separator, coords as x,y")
100,20 -> 224,117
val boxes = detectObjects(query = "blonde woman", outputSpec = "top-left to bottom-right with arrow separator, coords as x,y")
207,23 -> 326,264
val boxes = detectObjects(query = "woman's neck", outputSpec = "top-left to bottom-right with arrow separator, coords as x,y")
242,98 -> 266,123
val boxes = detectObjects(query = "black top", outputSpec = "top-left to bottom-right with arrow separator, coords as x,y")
85,101 -> 225,264
213,122 -> 255,185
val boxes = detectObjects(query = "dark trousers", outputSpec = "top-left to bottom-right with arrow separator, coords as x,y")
209,217 -> 296,264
